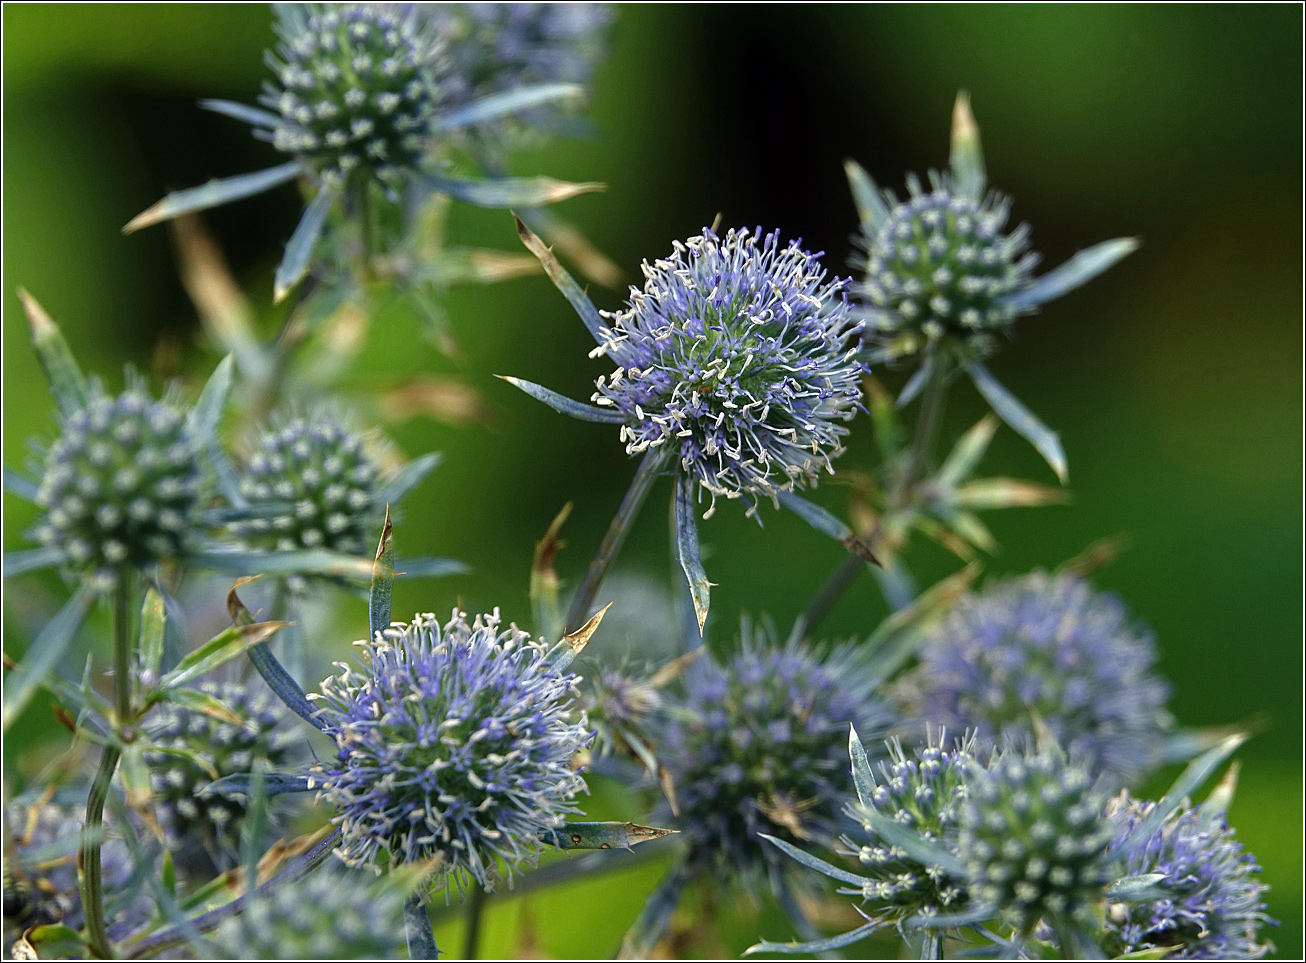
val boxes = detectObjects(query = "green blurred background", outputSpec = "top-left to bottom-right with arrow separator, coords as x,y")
4,4 -> 1301,958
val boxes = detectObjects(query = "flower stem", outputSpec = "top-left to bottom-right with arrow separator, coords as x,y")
81,573 -> 133,958
462,886 -> 487,960
563,448 -> 668,636
801,352 -> 954,636
404,894 -> 439,960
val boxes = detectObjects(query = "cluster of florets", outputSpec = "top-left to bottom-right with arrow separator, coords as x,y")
958,745 -> 1114,933
841,731 -> 976,924
582,666 -> 664,758
310,609 -> 593,891
435,2 -> 613,136
262,3 -> 446,191
144,682 -> 301,857
33,381 -> 204,579
229,411 -> 390,569
855,173 -> 1038,360
2,800 -> 150,951
1104,794 -> 1272,959
913,572 -> 1172,785
659,629 -> 888,879
211,866 -> 405,960
593,227 -> 864,514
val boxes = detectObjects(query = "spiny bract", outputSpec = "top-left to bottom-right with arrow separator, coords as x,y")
856,172 -> 1036,360
33,380 -> 204,579
958,744 -> 1113,934
144,681 -> 301,857
913,572 -> 1172,785
842,731 -> 975,925
310,609 -> 593,891
593,226 -> 864,515
265,3 -> 445,191
1104,793 -> 1273,960
211,866 -> 405,960
660,628 -> 889,882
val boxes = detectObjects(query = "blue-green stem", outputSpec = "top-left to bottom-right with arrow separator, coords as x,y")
563,448 -> 667,636
405,894 -> 440,960
462,886 -> 487,960
80,573 -> 134,958
801,352 -> 953,635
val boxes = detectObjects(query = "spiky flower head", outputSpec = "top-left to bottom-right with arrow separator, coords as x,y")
211,866 -> 405,959
856,173 -> 1037,360
1104,793 -> 1272,959
841,730 -> 976,925
228,409 -> 393,574
593,227 -> 863,514
33,378 -> 204,581
913,572 -> 1172,785
958,743 -> 1113,934
435,2 -> 613,136
3,800 -> 150,951
310,609 -> 593,891
144,682 -> 301,857
264,3 -> 445,192
660,627 -> 890,882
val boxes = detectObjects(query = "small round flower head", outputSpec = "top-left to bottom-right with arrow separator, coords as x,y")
958,743 -> 1114,934
263,3 -> 446,191
582,665 -> 664,758
593,227 -> 863,515
841,730 -> 976,924
660,626 -> 891,882
145,682 -> 301,856
855,172 -> 1038,360
914,572 -> 1171,785
1104,793 -> 1272,959
229,410 -> 392,573
211,866 -> 404,959
3,800 -> 150,951
436,2 -> 613,136
33,378 -> 204,580
311,609 -> 593,891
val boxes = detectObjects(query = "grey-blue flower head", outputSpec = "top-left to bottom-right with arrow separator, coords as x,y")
33,377 -> 206,582
310,608 -> 593,891
659,626 -> 891,884
848,94 -> 1138,365
1105,792 -> 1273,960
230,410 -> 392,560
211,865 -> 406,959
912,571 -> 1172,786
435,2 -> 613,137
958,742 -> 1114,934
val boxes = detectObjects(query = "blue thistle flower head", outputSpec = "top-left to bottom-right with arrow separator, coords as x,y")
594,226 -> 864,514
855,172 -> 1037,360
1105,793 -> 1273,959
913,572 -> 1172,785
436,2 -> 613,136
145,681 -> 302,858
841,730 -> 976,925
848,94 -> 1138,365
229,409 -> 394,564
660,626 -> 891,882
211,866 -> 405,959
310,609 -> 593,891
263,3 -> 445,193
32,376 -> 206,582
958,742 -> 1114,934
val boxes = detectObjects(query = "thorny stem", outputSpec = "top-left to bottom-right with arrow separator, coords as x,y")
462,885 -> 488,960
81,574 -> 133,958
564,448 -> 668,636
801,352 -> 953,636
405,893 -> 440,960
